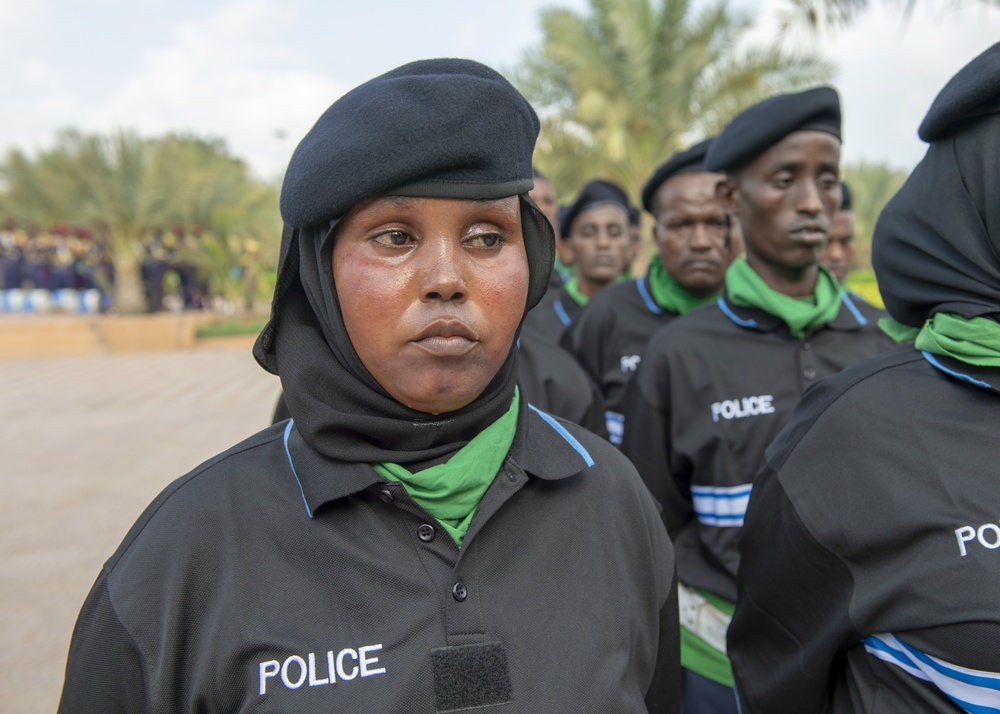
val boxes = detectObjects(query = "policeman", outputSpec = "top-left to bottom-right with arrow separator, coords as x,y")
729,43 -> 1000,713
565,139 -> 737,444
59,59 -> 679,713
522,179 -> 635,344
819,181 -> 856,284
621,86 -> 894,713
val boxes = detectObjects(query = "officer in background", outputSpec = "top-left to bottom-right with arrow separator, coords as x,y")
819,181 -> 856,284
566,139 -> 737,445
522,179 -> 635,345
730,43 -> 1000,713
530,169 -> 575,290
621,87 -> 895,713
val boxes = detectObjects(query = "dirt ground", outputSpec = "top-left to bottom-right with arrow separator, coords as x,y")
0,347 -> 282,713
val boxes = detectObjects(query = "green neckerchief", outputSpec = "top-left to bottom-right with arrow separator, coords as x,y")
647,254 -> 719,315
680,589 -> 735,687
881,313 -> 1000,366
553,255 -> 574,283
563,275 -> 589,307
725,257 -> 842,338
373,389 -> 519,547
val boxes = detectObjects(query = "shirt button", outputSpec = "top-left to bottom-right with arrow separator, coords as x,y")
379,488 -> 394,504
418,524 -> 436,542
801,342 -> 811,351
803,367 -> 817,380
452,581 -> 468,602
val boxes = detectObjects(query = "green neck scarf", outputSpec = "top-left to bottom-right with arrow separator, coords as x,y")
881,313 -> 1000,366
563,275 -> 589,307
725,257 -> 842,338
646,254 -> 719,315
373,389 -> 520,547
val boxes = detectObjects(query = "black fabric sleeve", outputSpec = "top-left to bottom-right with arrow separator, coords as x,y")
644,572 -> 682,714
728,469 -> 858,714
58,571 -> 147,714
620,352 -> 692,536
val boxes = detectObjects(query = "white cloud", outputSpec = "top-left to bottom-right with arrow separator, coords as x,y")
82,0 -> 346,178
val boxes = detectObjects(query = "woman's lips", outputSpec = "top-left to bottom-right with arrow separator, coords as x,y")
410,319 -> 480,357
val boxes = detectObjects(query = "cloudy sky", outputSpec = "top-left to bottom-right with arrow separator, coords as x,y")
1,0 -> 998,183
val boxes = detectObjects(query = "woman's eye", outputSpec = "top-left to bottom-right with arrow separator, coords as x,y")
468,233 -> 503,248
373,230 -> 411,247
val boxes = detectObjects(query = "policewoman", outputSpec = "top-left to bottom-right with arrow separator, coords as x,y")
730,43 -> 1000,713
565,139 -> 736,445
58,59 -> 679,713
621,87 -> 894,713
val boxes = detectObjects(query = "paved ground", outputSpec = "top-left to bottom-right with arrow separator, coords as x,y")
0,347 -> 282,713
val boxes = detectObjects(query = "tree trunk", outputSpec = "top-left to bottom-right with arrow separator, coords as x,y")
111,238 -> 149,314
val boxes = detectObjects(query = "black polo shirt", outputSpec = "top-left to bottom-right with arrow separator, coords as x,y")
517,330 -> 609,438
730,347 -> 1000,713
521,284 -> 583,348
59,404 -> 680,713
565,276 -> 681,444
621,290 -> 894,602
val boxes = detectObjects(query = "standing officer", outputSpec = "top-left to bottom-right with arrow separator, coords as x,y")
566,139 -> 737,444
819,181 -> 856,284
523,179 -> 635,344
621,87 -> 895,713
730,43 -> 1000,714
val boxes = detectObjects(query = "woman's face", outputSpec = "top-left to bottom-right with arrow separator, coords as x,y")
332,195 -> 529,415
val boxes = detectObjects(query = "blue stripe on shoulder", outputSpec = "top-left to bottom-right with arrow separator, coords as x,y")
636,277 -> 664,315
553,298 -> 572,327
528,403 -> 595,468
717,296 -> 757,328
283,419 -> 314,519
839,292 -> 868,325
922,351 -> 993,389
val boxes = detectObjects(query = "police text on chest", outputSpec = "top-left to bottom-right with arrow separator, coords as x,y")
259,644 -> 386,695
711,395 -> 776,423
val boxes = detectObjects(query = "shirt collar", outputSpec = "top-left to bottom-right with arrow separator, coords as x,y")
922,351 -> 1000,395
283,400 -> 594,518
717,287 -> 867,334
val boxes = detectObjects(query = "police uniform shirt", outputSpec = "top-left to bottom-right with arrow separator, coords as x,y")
517,329 -> 609,438
729,347 -> 1000,713
621,290 -> 894,601
520,284 -> 583,348
59,406 -> 679,713
566,275 -> 680,444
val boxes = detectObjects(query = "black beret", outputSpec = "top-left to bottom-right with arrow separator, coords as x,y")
918,42 -> 1000,142
839,181 -> 852,211
280,58 -> 540,228
641,137 -> 715,213
704,86 -> 842,172
559,179 -> 630,239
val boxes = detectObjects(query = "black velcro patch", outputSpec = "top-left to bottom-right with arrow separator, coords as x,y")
431,642 -> 513,712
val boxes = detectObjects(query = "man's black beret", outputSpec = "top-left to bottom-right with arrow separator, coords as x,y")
840,181 -> 852,211
918,42 -> 1000,142
641,138 -> 715,213
560,179 -> 631,239
280,58 -> 540,228
704,86 -> 842,172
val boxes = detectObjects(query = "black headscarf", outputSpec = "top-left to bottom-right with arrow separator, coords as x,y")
253,59 -> 555,466
872,113 -> 1000,327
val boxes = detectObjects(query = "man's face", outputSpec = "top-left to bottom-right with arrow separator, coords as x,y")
653,171 -> 734,298
529,178 -> 560,240
567,204 -> 634,296
720,130 -> 841,284
820,210 -> 855,283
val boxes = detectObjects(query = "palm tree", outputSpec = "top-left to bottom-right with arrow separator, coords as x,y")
776,0 -> 999,33
0,131 -> 279,313
515,0 -> 833,201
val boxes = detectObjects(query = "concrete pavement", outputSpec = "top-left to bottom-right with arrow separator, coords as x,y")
0,347 -> 282,713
